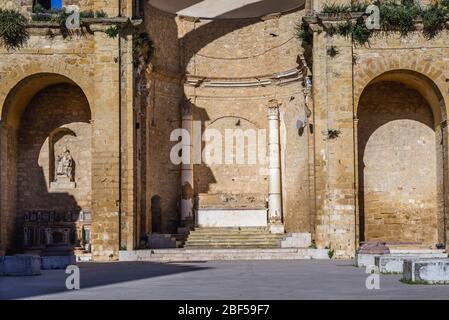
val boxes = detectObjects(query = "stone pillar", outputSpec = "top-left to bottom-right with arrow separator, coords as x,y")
311,26 -> 357,258
90,25 -> 121,261
267,100 -> 284,234
180,103 -> 194,230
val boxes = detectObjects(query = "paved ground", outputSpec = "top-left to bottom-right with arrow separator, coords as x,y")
1,260 -> 448,300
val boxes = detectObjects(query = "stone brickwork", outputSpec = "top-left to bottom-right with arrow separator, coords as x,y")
0,11 -> 133,259
358,82 -> 439,246
17,84 -> 91,213
143,5 -> 311,238
1,1 -> 449,259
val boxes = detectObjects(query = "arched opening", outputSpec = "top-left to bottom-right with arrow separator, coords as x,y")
0,73 -> 92,255
357,70 -> 447,248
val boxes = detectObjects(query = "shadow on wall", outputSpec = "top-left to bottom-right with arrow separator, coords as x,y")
7,83 -> 92,253
144,3 -> 308,235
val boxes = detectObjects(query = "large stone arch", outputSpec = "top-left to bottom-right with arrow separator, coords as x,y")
355,69 -> 448,248
354,60 -> 447,116
0,63 -> 94,125
0,71 -> 93,254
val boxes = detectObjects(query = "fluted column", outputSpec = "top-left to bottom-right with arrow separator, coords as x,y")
267,100 -> 284,234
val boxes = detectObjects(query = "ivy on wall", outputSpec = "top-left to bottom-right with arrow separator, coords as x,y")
298,0 -> 449,45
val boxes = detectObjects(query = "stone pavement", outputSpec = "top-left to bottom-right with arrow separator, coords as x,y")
0,260 -> 448,300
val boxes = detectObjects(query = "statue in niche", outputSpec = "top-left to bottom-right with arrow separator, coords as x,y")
51,146 -> 76,189
56,146 -> 74,182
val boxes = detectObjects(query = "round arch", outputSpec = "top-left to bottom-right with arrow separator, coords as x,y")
1,73 -> 92,129
356,69 -> 447,126
0,72 -> 93,254
356,69 -> 448,248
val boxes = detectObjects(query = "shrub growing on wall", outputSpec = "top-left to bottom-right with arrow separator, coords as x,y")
0,9 -> 29,50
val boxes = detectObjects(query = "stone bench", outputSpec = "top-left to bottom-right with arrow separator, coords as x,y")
403,259 -> 449,284
375,253 -> 448,274
356,249 -> 447,268
0,255 -> 41,276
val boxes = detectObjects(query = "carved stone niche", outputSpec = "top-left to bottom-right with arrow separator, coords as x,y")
49,128 -> 76,189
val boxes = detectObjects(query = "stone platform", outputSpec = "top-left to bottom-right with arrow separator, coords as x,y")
0,255 -> 41,276
403,259 -> 449,284
119,248 -> 329,262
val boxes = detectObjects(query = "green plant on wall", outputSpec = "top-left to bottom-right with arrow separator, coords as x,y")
133,31 -> 155,66
299,0 -> 449,46
378,0 -> 421,34
0,9 -> 29,51
296,23 -> 312,45
105,25 -> 121,38
421,3 -> 449,38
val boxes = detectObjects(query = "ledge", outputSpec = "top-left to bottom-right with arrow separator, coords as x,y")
27,17 -> 142,28
185,68 -> 302,88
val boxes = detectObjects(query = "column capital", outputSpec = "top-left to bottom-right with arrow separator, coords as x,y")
180,98 -> 193,116
267,99 -> 281,118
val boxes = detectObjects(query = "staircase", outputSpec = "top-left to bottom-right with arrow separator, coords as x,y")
184,227 -> 284,249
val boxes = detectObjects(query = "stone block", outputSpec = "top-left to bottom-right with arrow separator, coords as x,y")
0,255 -> 41,276
149,234 -> 177,249
403,259 -> 449,284
355,253 -> 379,267
41,255 -> 76,270
196,209 -> 268,227
375,255 -> 406,273
269,223 -> 285,234
281,233 -> 312,248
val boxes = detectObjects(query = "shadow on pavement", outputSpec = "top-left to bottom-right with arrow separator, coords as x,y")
0,261 -> 210,300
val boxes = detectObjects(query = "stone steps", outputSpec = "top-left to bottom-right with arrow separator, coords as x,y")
119,248 -> 330,262
184,227 -> 284,249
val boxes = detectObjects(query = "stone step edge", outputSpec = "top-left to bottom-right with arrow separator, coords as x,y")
119,249 -> 329,261
119,248 -> 327,257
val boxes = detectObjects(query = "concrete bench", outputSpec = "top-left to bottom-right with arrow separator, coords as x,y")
0,255 -> 41,276
403,259 -> 449,284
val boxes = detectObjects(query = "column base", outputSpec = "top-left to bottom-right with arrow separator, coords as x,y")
269,223 -> 285,234
178,217 -> 194,234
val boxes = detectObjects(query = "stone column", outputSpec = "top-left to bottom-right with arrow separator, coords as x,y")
267,100 -> 284,234
180,103 -> 194,230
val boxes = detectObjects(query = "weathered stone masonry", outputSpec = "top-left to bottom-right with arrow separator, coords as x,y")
1,0 -> 449,259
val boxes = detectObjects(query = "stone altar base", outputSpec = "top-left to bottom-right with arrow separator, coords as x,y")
0,255 -> 41,276
196,209 -> 268,227
403,259 -> 449,284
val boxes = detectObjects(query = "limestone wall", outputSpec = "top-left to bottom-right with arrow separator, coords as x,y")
310,22 -> 449,256
144,5 -> 311,235
17,84 -> 92,213
358,82 -> 439,246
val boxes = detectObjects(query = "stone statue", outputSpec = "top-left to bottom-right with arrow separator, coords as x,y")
56,146 -> 74,182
